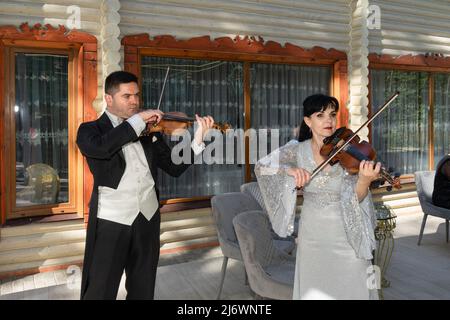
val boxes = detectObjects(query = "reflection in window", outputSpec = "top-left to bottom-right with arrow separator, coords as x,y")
370,70 -> 429,175
250,63 -> 331,179
141,57 -> 245,199
15,53 -> 69,206
434,73 -> 450,165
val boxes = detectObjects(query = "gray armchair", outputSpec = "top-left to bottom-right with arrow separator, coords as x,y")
415,171 -> 450,245
211,191 -> 296,299
233,210 -> 295,300
211,192 -> 263,299
240,182 -> 300,238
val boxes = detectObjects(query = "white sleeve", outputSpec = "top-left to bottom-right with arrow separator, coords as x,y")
254,140 -> 300,237
126,114 -> 146,136
191,140 -> 206,156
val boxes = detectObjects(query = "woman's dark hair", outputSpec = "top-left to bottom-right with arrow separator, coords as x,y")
105,71 -> 138,95
298,94 -> 339,142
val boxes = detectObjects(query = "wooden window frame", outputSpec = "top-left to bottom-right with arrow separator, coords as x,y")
368,53 -> 450,179
122,34 -> 349,204
0,23 -> 98,224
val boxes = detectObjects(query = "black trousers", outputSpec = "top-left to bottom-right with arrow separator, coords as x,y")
83,211 -> 160,300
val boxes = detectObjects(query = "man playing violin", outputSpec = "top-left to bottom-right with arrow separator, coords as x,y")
76,71 -> 214,300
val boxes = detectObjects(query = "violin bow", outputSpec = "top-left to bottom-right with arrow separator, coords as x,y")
157,66 -> 170,110
309,91 -> 400,181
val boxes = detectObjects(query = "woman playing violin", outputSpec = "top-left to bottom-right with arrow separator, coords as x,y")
255,94 -> 382,300
289,94 -> 381,201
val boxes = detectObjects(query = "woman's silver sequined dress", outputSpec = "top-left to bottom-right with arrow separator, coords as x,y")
255,139 -> 379,300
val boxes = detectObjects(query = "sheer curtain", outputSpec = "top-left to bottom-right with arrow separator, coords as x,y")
370,69 -> 429,175
249,63 -> 331,179
434,73 -> 450,165
141,56 -> 245,199
15,53 -> 69,206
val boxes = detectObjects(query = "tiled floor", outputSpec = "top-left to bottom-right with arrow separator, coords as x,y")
1,211 -> 449,300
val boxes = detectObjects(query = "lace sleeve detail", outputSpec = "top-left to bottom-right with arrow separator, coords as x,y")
254,140 -> 300,237
340,173 -> 377,259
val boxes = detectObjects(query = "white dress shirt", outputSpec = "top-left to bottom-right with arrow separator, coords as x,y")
97,109 -> 205,226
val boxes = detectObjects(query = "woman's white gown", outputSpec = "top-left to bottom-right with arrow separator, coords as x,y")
256,139 -> 379,300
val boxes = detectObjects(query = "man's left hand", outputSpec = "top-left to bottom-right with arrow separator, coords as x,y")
194,114 -> 215,145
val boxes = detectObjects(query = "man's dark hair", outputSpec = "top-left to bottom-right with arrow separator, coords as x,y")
105,71 -> 138,95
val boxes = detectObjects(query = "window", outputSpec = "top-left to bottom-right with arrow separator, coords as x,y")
370,69 -> 429,175
15,53 -> 70,207
141,58 -> 332,199
4,47 -> 80,220
0,24 -> 98,223
124,35 -> 345,202
433,73 -> 450,163
141,56 -> 245,199
370,68 -> 450,175
249,63 -> 331,179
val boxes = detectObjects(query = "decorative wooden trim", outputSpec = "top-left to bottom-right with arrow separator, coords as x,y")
123,34 -> 347,75
123,34 -> 346,58
0,23 -> 97,225
0,23 -> 96,43
369,53 -> 450,72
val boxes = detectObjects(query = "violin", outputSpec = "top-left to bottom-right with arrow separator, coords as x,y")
298,92 -> 401,192
140,66 -> 231,136
321,127 -> 401,191
141,111 -> 232,136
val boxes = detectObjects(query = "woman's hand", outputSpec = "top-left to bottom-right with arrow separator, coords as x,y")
358,160 -> 381,186
356,160 -> 381,201
286,168 -> 311,188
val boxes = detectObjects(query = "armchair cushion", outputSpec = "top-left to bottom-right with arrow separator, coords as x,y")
240,182 -> 266,212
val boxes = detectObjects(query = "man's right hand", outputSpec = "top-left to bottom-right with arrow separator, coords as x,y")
286,168 -> 311,188
138,109 -> 164,124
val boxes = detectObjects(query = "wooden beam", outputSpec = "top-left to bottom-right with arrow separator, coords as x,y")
244,62 -> 251,182
333,60 -> 349,128
428,73 -> 435,170
0,41 -> 5,225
